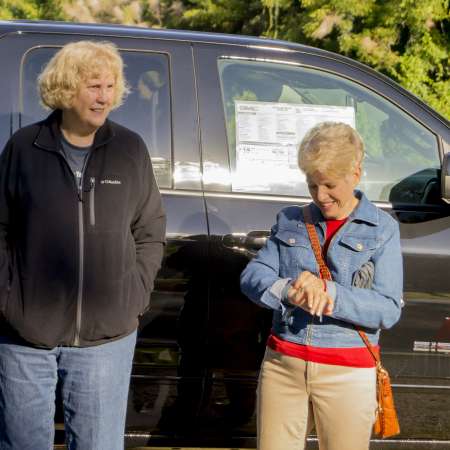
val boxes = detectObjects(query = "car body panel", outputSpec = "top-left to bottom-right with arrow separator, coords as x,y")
0,20 -> 448,448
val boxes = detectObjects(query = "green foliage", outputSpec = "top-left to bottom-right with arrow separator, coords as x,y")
171,0 -> 450,120
0,0 -> 65,20
166,0 -> 266,34
0,0 -> 39,19
310,0 -> 450,119
1,0 -> 449,119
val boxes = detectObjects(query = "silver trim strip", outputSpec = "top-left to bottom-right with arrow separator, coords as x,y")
123,431 -> 450,446
227,55 -> 300,65
206,191 -> 309,203
246,44 -> 297,53
204,191 -> 393,209
393,384 -> 450,390
160,188 -> 393,209
160,188 -> 202,196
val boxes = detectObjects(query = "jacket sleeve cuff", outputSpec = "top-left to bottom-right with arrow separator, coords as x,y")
280,280 -> 292,303
260,278 -> 291,311
326,280 -> 337,302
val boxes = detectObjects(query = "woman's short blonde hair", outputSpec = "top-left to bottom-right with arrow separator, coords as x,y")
38,40 -> 129,110
298,122 -> 364,178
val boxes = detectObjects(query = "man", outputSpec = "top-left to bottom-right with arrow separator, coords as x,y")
0,41 -> 166,450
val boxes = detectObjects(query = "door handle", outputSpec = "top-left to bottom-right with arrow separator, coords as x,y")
222,231 -> 270,251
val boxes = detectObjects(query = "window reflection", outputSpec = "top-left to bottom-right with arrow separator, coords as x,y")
21,47 -> 172,188
218,59 -> 440,205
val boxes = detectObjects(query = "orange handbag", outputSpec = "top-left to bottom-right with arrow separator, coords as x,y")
302,205 -> 400,438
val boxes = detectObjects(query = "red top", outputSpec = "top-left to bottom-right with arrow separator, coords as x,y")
267,334 -> 379,367
268,218 -> 378,368
323,218 -> 346,255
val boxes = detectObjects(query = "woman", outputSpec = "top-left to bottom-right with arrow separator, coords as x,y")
0,41 -> 165,450
240,122 -> 403,450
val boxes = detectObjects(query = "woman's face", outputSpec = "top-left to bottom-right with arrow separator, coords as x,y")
66,70 -> 116,133
306,168 -> 361,220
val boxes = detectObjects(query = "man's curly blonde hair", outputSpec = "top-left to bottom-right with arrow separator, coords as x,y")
38,40 -> 130,110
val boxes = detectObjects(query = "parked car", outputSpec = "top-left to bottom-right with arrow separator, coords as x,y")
0,19 -> 449,449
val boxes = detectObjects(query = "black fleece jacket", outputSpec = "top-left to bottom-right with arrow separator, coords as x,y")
0,111 -> 166,348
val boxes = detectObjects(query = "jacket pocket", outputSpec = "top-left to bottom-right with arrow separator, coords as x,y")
339,235 -> 379,252
0,287 -> 9,315
275,230 -> 311,248
132,267 -> 148,315
90,174 -> 128,231
339,235 -> 379,272
275,229 -> 317,275
1,256 -> 13,315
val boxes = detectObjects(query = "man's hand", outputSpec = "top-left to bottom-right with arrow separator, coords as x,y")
286,271 -> 334,318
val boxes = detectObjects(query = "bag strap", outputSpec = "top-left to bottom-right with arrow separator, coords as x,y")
302,205 -> 380,365
302,206 -> 332,281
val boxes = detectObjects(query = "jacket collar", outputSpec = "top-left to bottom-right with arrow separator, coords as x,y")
34,110 -> 115,152
309,190 -> 379,226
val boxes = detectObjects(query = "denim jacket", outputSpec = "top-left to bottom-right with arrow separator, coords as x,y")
240,191 -> 403,347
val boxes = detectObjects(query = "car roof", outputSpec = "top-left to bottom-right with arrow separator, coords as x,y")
0,19 -> 448,129
0,19 -> 321,51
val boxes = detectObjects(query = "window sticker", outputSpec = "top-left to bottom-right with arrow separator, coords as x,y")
233,101 -> 355,193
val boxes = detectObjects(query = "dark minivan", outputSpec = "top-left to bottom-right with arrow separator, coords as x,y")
0,19 -> 449,449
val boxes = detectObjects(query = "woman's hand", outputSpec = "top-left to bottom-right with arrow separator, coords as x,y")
287,271 -> 334,318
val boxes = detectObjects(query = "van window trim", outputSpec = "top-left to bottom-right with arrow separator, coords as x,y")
215,55 -> 443,204
19,44 -> 176,189
218,55 -> 440,139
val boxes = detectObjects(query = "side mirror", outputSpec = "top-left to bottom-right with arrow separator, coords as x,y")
441,149 -> 450,204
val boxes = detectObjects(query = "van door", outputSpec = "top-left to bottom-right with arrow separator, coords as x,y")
0,29 -> 208,442
194,41 -> 450,444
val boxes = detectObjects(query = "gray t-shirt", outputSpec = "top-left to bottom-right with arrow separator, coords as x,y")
60,134 -> 91,188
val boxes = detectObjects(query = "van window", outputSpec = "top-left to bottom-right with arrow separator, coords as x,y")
218,59 -> 440,205
21,48 -> 172,188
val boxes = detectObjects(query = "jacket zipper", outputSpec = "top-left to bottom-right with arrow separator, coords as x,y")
73,190 -> 84,346
89,177 -> 96,227
73,155 -> 93,347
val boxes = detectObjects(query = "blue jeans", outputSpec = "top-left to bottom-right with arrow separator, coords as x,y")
0,330 -> 137,450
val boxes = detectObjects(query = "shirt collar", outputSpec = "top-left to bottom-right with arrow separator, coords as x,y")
34,110 -> 115,152
309,190 -> 379,226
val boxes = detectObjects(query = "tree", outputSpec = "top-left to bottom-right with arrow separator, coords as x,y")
1,0 -> 448,118
165,0 -> 266,34
0,0 -> 65,20
61,0 -> 182,27
285,0 -> 450,119
169,0 -> 450,119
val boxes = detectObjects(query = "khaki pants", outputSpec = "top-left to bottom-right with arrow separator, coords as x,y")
257,347 -> 377,450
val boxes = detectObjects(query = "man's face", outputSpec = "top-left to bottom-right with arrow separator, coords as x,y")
68,71 -> 116,132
